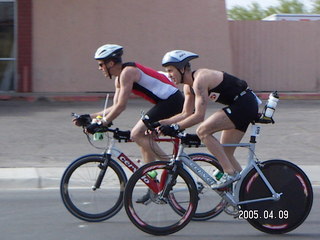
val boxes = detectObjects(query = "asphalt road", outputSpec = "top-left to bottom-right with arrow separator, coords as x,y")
0,187 -> 319,240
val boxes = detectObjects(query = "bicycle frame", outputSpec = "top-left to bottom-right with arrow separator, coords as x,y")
171,124 -> 281,207
91,130 -> 180,192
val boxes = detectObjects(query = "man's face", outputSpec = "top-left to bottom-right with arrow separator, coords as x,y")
165,66 -> 182,84
97,60 -> 112,78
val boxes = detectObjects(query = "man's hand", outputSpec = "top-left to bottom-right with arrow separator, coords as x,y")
85,121 -> 112,134
159,124 -> 180,137
73,114 -> 92,127
86,123 -> 102,134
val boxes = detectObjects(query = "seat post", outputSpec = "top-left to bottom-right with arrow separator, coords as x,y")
249,123 -> 260,144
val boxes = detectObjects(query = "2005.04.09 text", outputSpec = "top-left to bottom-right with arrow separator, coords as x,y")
238,210 -> 289,220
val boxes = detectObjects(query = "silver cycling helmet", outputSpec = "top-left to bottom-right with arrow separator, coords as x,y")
94,44 -> 123,79
162,50 -> 199,69
94,44 -> 123,61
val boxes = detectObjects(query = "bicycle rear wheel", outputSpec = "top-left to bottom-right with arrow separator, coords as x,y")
239,159 -> 313,234
169,153 -> 226,221
60,154 -> 127,222
124,161 -> 198,236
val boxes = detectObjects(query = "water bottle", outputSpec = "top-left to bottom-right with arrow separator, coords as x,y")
213,169 -> 224,181
262,91 -> 279,120
147,170 -> 158,179
135,160 -> 157,178
92,116 -> 104,141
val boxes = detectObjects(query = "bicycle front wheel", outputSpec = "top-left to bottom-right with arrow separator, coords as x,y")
60,154 -> 127,222
239,159 -> 313,234
169,153 -> 226,221
124,161 -> 198,236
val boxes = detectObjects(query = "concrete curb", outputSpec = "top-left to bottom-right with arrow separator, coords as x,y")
0,165 -> 319,189
0,168 -> 64,189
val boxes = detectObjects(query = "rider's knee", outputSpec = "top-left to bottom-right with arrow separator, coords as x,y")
130,129 -> 140,142
196,122 -> 218,140
131,128 -> 146,144
196,125 -> 209,140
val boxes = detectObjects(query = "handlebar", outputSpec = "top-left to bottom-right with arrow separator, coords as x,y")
141,114 -> 202,147
72,113 -> 131,142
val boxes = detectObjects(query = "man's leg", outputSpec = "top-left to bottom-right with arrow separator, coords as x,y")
220,129 -> 245,173
131,120 -> 170,163
196,110 -> 238,175
131,120 -> 171,203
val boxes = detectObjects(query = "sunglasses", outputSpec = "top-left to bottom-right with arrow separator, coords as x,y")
99,63 -> 105,68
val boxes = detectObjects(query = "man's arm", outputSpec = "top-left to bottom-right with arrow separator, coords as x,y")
102,67 -> 139,124
176,79 -> 208,130
159,85 -> 195,125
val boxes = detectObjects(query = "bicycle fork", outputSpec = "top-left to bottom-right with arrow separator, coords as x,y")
157,162 -> 181,203
92,153 -> 111,191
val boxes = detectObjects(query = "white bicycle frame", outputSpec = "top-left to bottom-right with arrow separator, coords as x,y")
175,124 -> 282,207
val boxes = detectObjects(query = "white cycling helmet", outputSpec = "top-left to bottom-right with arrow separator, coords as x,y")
94,44 -> 123,61
162,50 -> 199,69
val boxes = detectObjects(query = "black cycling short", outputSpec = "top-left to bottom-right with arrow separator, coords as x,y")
146,90 -> 184,123
222,90 -> 259,132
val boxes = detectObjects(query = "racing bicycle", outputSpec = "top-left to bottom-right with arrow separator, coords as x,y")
123,117 -> 313,235
60,114 -> 226,222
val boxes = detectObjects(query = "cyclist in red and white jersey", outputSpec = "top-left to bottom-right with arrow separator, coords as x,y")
73,44 -> 184,167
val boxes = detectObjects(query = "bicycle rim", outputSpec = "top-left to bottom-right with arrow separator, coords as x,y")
60,155 -> 127,222
239,159 -> 313,234
124,161 -> 198,236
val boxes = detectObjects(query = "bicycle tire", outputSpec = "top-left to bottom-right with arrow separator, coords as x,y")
60,154 -> 127,222
169,153 -> 227,221
124,160 -> 198,236
239,159 -> 313,234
